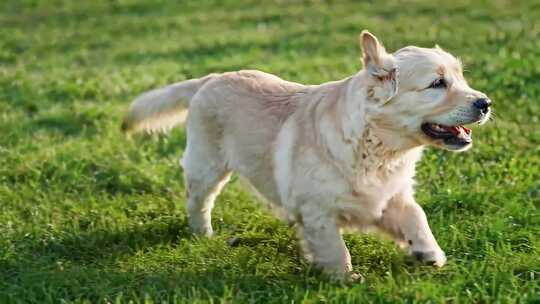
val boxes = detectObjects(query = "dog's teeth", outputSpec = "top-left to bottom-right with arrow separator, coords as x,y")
432,124 -> 446,132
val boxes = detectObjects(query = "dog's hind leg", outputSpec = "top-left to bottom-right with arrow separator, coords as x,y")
184,168 -> 231,237
181,112 -> 231,237
182,153 -> 231,237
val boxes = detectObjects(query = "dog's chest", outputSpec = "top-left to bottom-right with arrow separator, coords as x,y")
354,131 -> 413,188
337,138 -> 419,226
337,163 -> 411,228
353,154 -> 409,201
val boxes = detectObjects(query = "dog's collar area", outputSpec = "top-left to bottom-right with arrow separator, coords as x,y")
421,122 -> 472,147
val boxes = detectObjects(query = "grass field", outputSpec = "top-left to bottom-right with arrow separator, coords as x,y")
0,0 -> 539,303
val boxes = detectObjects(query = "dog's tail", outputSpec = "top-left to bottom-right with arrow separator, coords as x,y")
121,74 -> 217,134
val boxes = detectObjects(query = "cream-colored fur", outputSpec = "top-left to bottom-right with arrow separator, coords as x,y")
123,31 -> 490,280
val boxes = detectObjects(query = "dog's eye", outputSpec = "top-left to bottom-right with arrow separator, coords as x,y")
429,78 -> 447,89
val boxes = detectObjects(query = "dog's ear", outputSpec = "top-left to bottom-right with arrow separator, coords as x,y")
360,30 -> 386,69
360,30 -> 398,103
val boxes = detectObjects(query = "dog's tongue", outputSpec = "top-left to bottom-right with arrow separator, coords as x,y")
448,126 -> 461,136
446,126 -> 471,136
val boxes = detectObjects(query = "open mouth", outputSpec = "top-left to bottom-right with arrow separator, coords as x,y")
421,123 -> 472,148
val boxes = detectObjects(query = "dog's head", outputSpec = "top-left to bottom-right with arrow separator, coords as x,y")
360,31 -> 491,152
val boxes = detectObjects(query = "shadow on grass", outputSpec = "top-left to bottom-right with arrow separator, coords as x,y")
0,216 -> 335,302
131,130 -> 187,159
29,112 -> 100,137
0,200 -> 434,302
13,217 -> 191,264
1,264 -> 324,303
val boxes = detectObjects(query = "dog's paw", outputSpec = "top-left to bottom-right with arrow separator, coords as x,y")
190,225 -> 213,237
412,249 -> 446,267
348,272 -> 365,283
327,271 -> 365,284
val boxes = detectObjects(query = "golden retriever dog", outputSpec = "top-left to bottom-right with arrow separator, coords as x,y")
122,31 -> 491,280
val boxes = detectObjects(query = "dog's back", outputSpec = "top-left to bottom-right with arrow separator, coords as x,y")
184,70 -> 308,205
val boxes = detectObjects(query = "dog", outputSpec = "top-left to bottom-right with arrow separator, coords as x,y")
122,31 -> 491,280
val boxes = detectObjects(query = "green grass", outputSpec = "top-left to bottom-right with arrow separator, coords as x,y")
0,0 -> 539,303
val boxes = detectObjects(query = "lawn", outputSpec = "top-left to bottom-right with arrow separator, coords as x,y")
0,0 -> 539,303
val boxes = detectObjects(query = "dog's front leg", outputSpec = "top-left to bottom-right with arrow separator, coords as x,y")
379,190 -> 446,267
298,205 -> 359,280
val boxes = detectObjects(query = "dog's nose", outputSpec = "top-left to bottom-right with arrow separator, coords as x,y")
473,98 -> 491,114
